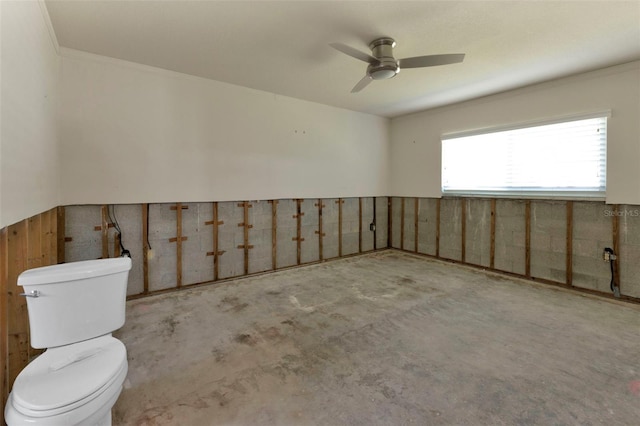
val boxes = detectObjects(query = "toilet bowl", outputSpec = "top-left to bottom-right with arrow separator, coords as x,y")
4,258 -> 132,426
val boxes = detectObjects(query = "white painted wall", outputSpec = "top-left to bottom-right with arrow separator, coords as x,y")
0,1 -> 60,227
390,62 -> 640,204
59,49 -> 389,206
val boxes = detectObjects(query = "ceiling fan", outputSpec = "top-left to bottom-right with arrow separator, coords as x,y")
330,37 -> 465,93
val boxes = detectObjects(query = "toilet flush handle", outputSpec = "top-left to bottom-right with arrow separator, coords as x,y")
19,290 -> 41,298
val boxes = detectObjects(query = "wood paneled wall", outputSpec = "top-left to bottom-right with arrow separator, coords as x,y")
1,207 -> 62,425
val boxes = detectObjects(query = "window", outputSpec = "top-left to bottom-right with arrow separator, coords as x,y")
441,114 -> 608,199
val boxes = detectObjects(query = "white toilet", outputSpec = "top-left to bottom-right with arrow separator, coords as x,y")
4,257 -> 132,426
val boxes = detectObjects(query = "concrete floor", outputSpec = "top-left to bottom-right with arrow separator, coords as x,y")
113,251 -> 640,425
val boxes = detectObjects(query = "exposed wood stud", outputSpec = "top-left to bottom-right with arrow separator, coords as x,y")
414,198 -> 419,253
270,200 -> 278,270
239,201 -> 253,275
64,237 -> 73,242
57,207 -> 65,263
142,204 -> 149,294
205,202 -> 226,281
316,199 -> 325,261
461,199 -> 466,263
490,199 -> 496,269
566,201 -> 573,286
114,233 -> 121,258
373,198 -> 377,251
214,202 -> 221,280
525,200 -> 531,278
101,205 -> 109,259
400,197 -> 405,250
296,199 -> 302,265
435,199 -> 441,258
388,198 -> 392,249
358,197 -> 363,253
336,198 -> 344,256
612,204 -> 621,293
176,203 -> 184,287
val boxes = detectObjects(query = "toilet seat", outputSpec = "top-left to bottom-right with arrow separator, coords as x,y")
11,335 -> 127,418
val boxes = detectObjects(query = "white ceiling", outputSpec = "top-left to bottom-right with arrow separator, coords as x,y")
45,0 -> 640,118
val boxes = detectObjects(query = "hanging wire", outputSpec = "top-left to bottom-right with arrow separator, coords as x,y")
108,205 -> 129,256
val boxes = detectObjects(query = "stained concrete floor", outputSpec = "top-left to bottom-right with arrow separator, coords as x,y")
113,250 -> 640,425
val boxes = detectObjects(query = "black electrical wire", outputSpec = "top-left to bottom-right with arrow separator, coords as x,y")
107,205 -> 129,257
610,258 -> 615,292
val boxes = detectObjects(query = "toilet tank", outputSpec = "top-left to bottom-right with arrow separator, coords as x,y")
18,257 -> 132,349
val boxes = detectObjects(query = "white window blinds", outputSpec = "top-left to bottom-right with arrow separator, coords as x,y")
441,115 -> 608,198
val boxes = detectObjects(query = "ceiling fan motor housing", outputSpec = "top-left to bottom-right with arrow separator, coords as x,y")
368,37 -> 399,80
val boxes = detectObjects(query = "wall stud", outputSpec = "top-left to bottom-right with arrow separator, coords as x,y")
142,204 -> 149,293
205,202 -> 225,281
490,199 -> 496,269
525,200 -> 531,278
269,200 -> 278,270
169,203 -> 188,287
435,199 -> 441,257
315,200 -> 326,261
566,201 -> 573,286
414,198 -> 419,253
336,198 -> 344,256
400,197 -> 405,250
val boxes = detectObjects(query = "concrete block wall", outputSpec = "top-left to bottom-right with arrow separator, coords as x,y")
112,205 -> 144,295
619,205 -> 640,298
375,197 -> 389,250
391,197 -> 402,249
530,201 -> 567,283
322,198 -> 340,259
494,200 -> 526,275
393,197 -> 640,302
572,202 -> 613,293
147,203 -> 178,291
217,202 -> 245,279
300,199 -> 320,264
276,199 -> 297,268
64,197 -> 638,302
465,199 -> 492,267
417,198 -> 437,256
439,198 -> 462,261
248,201 -> 273,274
402,198 -> 416,252
342,198 -> 360,256
63,197 -> 387,298
65,205 -> 106,262
181,203 -> 214,286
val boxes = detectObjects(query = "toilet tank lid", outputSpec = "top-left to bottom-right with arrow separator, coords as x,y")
18,258 -> 132,286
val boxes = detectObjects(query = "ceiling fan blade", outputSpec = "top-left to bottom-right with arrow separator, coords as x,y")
330,43 -> 379,64
351,75 -> 373,93
398,53 -> 465,69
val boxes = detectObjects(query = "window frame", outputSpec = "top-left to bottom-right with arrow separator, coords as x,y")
440,111 -> 610,201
